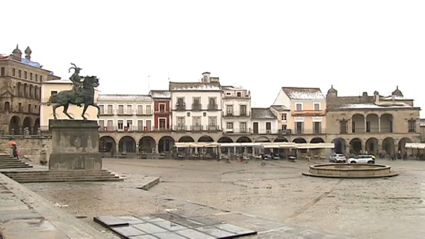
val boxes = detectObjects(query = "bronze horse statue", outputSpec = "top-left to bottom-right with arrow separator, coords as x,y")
47,75 -> 100,120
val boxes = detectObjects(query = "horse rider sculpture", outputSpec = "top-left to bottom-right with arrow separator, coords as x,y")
69,63 -> 84,107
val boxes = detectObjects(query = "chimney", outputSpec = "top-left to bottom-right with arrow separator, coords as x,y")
374,91 -> 379,104
202,72 -> 210,82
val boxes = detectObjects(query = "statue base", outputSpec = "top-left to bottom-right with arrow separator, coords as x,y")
48,119 -> 102,170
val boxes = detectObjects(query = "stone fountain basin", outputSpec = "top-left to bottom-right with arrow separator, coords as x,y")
302,163 -> 398,178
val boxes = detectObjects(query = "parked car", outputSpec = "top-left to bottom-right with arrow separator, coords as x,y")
329,154 -> 347,163
347,155 -> 375,164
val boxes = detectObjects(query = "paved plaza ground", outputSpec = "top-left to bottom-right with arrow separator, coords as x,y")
24,158 -> 425,239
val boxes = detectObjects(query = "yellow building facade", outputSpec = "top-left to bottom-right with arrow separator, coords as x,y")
272,87 -> 327,143
40,79 -> 99,130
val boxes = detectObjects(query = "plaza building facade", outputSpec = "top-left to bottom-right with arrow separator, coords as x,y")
40,79 -> 99,129
325,85 -> 421,156
271,87 -> 327,144
0,45 -> 56,135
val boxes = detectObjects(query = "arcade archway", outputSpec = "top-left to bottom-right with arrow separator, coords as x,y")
398,137 -> 412,154
118,136 -> 136,153
33,118 -> 40,134
178,136 -> 195,142
365,138 -> 379,155
9,116 -> 20,135
332,138 -> 346,154
198,136 -> 214,142
218,137 -> 233,143
254,136 -> 270,142
158,136 -> 174,153
99,136 -> 116,152
236,136 -> 252,143
22,117 -> 32,134
293,137 -> 307,143
349,138 -> 362,154
310,137 -> 325,143
139,136 -> 156,153
382,137 -> 395,155
274,137 -> 288,142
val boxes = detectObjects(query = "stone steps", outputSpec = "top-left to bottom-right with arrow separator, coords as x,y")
2,170 -> 123,183
0,155 -> 33,169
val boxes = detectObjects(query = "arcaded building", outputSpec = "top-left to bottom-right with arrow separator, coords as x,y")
326,85 -> 421,155
0,45 -> 57,135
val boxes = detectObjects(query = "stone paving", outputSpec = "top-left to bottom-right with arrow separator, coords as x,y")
22,158 -> 425,239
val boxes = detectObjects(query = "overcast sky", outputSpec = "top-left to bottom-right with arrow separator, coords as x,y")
2,0 -> 424,116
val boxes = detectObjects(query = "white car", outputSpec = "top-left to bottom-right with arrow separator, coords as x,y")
329,154 -> 347,163
347,155 -> 375,164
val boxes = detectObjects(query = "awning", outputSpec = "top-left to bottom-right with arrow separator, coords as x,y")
405,143 -> 425,149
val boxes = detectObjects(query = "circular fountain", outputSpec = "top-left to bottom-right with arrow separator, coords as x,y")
302,164 -> 398,178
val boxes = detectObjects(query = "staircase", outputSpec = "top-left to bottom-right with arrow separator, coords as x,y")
2,170 -> 123,183
0,154 -> 33,169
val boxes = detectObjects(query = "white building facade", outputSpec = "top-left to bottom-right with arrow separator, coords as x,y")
97,94 -> 154,132
221,86 -> 251,134
251,108 -> 279,136
170,74 -> 222,135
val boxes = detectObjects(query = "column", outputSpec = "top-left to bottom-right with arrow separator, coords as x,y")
364,117 -> 367,133
378,116 -> 381,133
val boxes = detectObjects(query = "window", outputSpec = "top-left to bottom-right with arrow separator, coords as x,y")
159,119 -> 166,129
28,104 -> 31,113
18,103 -> 22,112
296,103 -> 303,111
126,120 -> 133,129
266,122 -> 271,131
281,125 -> 287,130
12,68 -> 15,76
208,116 -> 217,126
208,97 -> 217,109
226,92 -> 231,95
24,71 -> 27,79
352,121 -> 356,133
107,120 -> 113,130
159,104 -> 165,112
118,105 -> 124,114
408,119 -> 416,132
137,105 -> 143,114
226,105 -> 233,115
203,112 -> 206,117
30,73 -> 33,80
176,97 -> 185,108
40,76 -> 43,81
226,122 -> 233,130
187,112 -> 190,117
117,120 -> 123,130
35,74 -> 38,81
314,103 -> 320,111
295,122 -> 303,134
177,117 -> 185,126
18,70 -> 21,78
193,116 -> 201,126
107,105 -> 113,114
240,122 -> 247,133
127,105 -> 132,114
50,91 -> 57,95
237,92 -> 241,97
313,122 -> 321,134
98,120 -> 105,129
366,121 -> 371,133
0,67 -> 4,76
240,105 -> 247,116
137,120 -> 143,131
340,120 -> 347,134
4,102 -> 10,111
99,105 -> 104,114
281,113 -> 287,121
146,120 -> 152,130
146,105 -> 152,114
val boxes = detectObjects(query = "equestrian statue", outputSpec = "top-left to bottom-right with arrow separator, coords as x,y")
47,63 -> 100,120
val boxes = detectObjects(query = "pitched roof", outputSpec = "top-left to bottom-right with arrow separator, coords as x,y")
169,82 -> 221,91
282,87 -> 324,100
271,105 -> 290,111
149,90 -> 171,99
251,108 -> 277,119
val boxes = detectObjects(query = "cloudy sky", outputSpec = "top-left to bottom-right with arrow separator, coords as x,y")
3,0 -> 425,115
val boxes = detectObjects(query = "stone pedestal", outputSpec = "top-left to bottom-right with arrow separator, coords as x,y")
49,120 -> 102,171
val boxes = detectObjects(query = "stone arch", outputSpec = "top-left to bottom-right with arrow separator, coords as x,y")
4,101 -> 10,112
118,136 -> 137,153
139,136 -> 156,153
310,137 -> 325,143
293,137 -> 307,143
398,137 -> 412,154
254,136 -> 270,142
179,136 -> 195,142
274,137 -> 288,142
349,138 -> 362,154
218,137 -> 233,143
99,136 -> 116,152
382,137 -> 395,155
198,135 -> 214,142
29,85 -> 33,98
9,116 -> 20,135
236,136 -> 252,143
365,137 -> 379,155
158,136 -> 174,153
351,114 -> 365,133
33,118 -> 40,134
380,114 -> 393,133
23,83 -> 28,98
332,138 -> 346,154
365,114 -> 379,133
22,117 -> 32,134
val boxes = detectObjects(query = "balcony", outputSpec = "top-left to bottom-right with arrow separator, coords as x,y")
174,125 -> 187,131
99,126 -> 164,132
136,111 -> 153,116
192,103 -> 202,111
154,109 -> 170,114
223,128 -> 251,134
173,125 -> 221,132
207,104 -> 218,111
100,112 -> 114,116
288,128 -> 325,135
223,112 -> 250,118
291,110 -> 326,116
190,125 -> 203,131
175,103 -> 186,111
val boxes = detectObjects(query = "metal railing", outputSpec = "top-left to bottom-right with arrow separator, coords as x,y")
192,104 -> 202,111
207,104 -> 218,110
